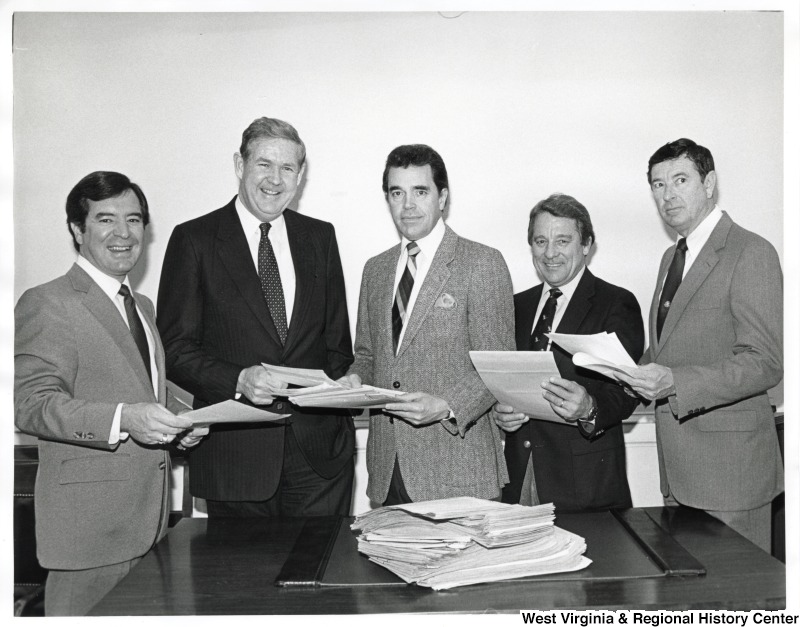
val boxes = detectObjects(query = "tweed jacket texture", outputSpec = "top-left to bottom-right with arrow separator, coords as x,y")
349,226 -> 516,503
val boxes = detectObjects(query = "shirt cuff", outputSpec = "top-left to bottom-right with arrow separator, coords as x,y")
110,403 -> 130,444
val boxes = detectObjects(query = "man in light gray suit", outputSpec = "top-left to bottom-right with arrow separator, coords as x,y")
14,172 -> 207,615
617,139 -> 783,552
340,144 -> 515,505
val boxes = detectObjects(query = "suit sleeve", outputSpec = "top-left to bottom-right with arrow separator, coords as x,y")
348,263 -> 375,386
586,290 -> 645,434
14,288 -> 117,450
157,225 -> 242,404
445,247 -> 516,436
670,237 -> 783,417
322,224 -> 354,379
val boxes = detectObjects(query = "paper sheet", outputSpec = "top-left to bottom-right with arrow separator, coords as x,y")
546,332 -> 637,381
288,385 -> 404,409
469,351 -> 564,423
184,400 -> 290,428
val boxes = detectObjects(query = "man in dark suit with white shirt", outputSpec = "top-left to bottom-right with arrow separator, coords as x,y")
157,117 -> 355,517
495,193 -> 644,512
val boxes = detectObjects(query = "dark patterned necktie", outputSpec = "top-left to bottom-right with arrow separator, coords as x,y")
118,284 -> 152,381
657,237 -> 688,340
392,241 -> 421,354
258,222 -> 288,345
530,288 -> 562,350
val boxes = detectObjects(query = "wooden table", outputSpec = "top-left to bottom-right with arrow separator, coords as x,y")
89,507 -> 785,615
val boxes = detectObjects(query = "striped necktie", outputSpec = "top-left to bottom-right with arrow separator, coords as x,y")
392,241 -> 421,354
118,284 -> 152,381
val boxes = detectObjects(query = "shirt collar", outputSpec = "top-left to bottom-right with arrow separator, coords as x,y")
235,195 -> 287,236
400,217 -> 446,259
76,254 -> 131,301
683,205 -> 723,253
544,265 -> 586,301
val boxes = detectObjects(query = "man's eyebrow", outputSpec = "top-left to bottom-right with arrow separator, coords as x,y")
412,185 -> 430,191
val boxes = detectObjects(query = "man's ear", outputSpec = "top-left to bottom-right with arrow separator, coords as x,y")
69,222 -> 84,246
703,170 -> 717,199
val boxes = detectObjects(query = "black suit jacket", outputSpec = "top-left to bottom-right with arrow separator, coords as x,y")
502,269 -> 644,512
157,198 -> 354,501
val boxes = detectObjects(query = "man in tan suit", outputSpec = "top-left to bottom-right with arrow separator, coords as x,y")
618,139 -> 783,552
14,171 -> 207,615
340,144 -> 515,505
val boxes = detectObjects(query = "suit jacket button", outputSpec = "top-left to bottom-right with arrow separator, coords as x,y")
523,440 -> 532,449
275,402 -> 284,411
159,461 -> 166,470
393,381 -> 401,389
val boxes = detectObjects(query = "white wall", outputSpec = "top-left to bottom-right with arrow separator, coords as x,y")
10,11 -> 789,404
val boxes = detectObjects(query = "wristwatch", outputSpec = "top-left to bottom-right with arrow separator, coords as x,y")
578,396 -> 598,431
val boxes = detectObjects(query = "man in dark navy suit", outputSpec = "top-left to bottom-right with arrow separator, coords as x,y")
157,117 -> 354,517
495,193 -> 644,512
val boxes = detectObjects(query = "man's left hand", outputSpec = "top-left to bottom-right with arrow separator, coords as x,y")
383,392 -> 451,426
541,377 -> 593,422
616,364 -> 676,401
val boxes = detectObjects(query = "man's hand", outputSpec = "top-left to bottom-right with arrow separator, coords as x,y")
615,364 -> 676,401
541,377 -> 593,422
491,403 -> 529,433
383,392 -> 450,426
336,373 -> 362,389
178,426 -> 209,449
236,365 -> 286,405
120,403 -> 194,446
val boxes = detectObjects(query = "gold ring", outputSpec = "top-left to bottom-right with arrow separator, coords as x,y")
161,433 -> 169,443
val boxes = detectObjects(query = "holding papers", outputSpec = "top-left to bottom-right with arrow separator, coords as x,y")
260,364 -> 404,409
469,351 -> 563,423
352,497 -> 590,589
184,400 -> 290,428
546,332 -> 637,381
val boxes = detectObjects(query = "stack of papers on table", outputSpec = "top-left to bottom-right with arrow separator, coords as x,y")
351,497 -> 590,589
546,331 -> 637,381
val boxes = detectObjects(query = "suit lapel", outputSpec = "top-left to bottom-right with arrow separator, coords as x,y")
654,213 -> 730,356
67,265 -> 155,396
283,210 -> 315,354
555,269 -> 595,334
396,226 -> 457,359
215,202 -> 282,347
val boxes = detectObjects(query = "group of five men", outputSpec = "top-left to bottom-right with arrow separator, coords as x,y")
14,117 -> 783,616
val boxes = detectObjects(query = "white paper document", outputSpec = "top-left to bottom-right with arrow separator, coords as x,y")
546,332 -> 637,381
260,364 -> 337,388
288,385 -> 404,409
469,351 -> 564,423
184,400 -> 290,428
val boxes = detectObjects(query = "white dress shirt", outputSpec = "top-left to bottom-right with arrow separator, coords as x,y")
680,205 -> 723,278
76,255 -> 157,444
530,266 -> 587,349
236,197 -> 297,326
393,218 -> 447,350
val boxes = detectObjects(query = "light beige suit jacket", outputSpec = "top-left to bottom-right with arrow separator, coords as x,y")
15,263 -> 184,570
643,212 -> 783,511
349,226 -> 515,503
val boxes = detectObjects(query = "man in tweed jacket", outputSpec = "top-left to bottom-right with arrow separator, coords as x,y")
340,144 -> 515,505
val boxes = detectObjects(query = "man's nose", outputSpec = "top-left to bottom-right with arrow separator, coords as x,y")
114,221 -> 130,238
403,195 -> 415,210
544,241 -> 558,257
267,165 -> 281,184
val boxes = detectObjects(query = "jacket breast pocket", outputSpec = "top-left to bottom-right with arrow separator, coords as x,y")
59,454 -> 132,484
697,410 -> 758,432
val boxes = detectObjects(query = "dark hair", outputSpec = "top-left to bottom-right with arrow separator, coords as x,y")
382,144 -> 449,195
528,193 -> 595,247
647,138 -> 715,183
66,171 -> 149,252
239,116 -> 306,165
